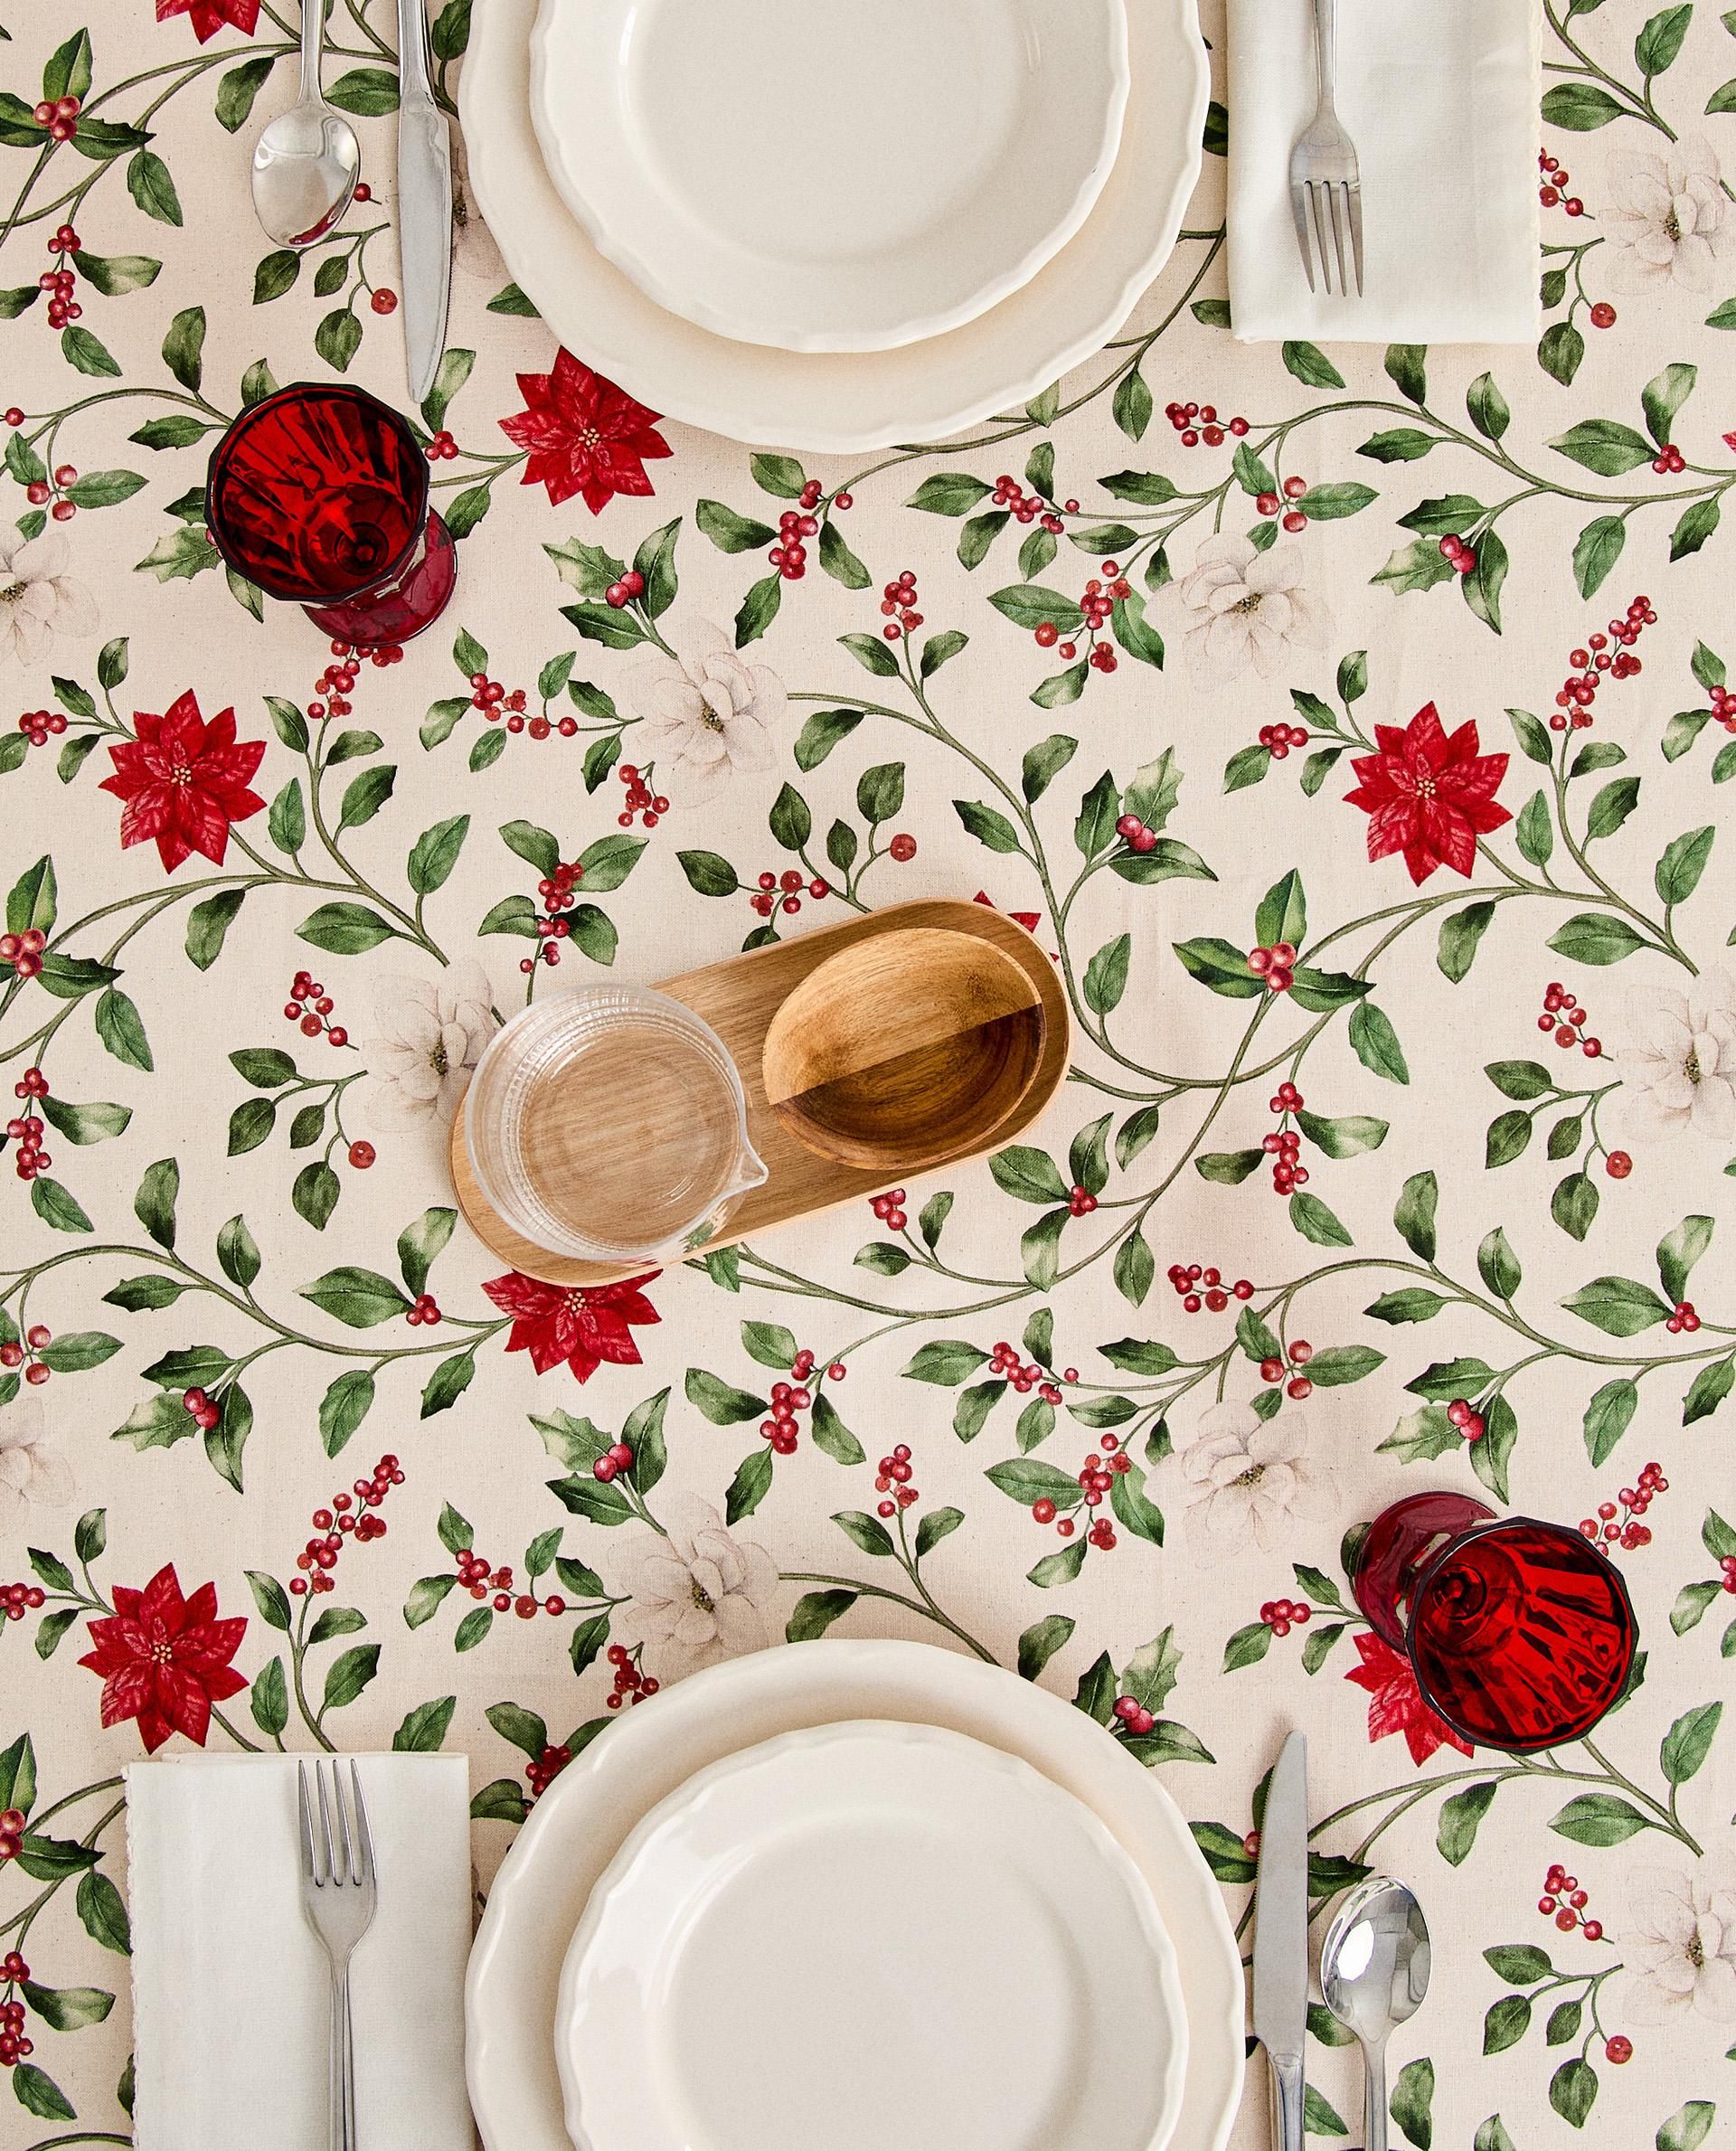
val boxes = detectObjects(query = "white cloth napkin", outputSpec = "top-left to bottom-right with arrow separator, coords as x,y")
126,1755 -> 475,2150
1227,0 -> 1540,344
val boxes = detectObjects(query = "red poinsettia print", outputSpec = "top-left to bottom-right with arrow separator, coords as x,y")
1344,1631 -> 1474,1767
78,1563 -> 249,1754
99,689 -> 266,873
484,1269 -> 662,1382
156,0 -> 260,42
498,351 -> 673,514
1343,703 -> 1511,885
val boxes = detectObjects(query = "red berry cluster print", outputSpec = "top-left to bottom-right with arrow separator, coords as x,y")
285,969 -> 349,1049
769,481 -> 825,582
1163,397 -> 1250,448
1165,1262 -> 1255,1314
1538,980 -> 1603,1061
1551,596 -> 1656,729
1540,1862 -> 1606,1944
13,706 -> 68,751
1577,1459 -> 1667,1553
602,1642 -> 659,1710
616,763 -> 668,826
5,1067 -> 52,1185
760,1363 -> 815,1456
290,1454 -> 404,1596
874,1444 -> 917,1517
517,857 -> 586,975
1258,1596 -> 1311,1639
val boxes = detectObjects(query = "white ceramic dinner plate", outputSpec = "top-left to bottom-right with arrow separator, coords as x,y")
466,1640 -> 1245,2151
554,1721 -> 1186,2151
529,0 -> 1129,354
462,0 -> 1208,450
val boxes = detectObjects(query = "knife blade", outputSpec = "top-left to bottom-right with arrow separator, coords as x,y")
1253,1729 -> 1308,2151
395,0 -> 451,406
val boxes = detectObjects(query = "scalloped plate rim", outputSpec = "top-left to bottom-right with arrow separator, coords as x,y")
461,0 -> 1209,453
465,1639 -> 1244,2151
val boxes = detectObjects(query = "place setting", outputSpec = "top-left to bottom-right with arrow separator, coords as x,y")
113,1482 -> 1646,2150
199,0 -> 1545,657
223,0 -> 1212,462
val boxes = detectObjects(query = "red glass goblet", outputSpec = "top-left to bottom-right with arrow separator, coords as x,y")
205,382 -> 456,649
1353,1492 -> 1637,1752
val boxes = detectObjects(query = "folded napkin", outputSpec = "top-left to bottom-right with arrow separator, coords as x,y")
127,1755 -> 474,2150
1227,0 -> 1539,344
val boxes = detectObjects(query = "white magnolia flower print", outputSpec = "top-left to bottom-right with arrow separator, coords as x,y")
0,1397 -> 73,1525
1174,533 -> 1329,678
1618,968 -> 1736,1142
358,958 -> 497,1129
614,1494 -> 777,1670
1603,135 -> 1726,295
450,128 -> 507,282
627,622 -> 785,805
1180,1401 -> 1319,1549
0,525 -> 97,667
1619,1865 -> 1736,2026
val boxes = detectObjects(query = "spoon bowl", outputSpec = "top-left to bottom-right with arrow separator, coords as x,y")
250,0 -> 361,249
1321,1877 -> 1430,2151
252,104 -> 361,248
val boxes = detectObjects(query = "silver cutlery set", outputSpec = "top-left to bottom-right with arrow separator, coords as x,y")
1254,1733 -> 1430,2151
295,1736 -> 1426,2151
249,0 -> 452,401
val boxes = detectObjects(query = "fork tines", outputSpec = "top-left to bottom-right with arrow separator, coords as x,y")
1294,176 -> 1363,298
297,1757 -> 376,1890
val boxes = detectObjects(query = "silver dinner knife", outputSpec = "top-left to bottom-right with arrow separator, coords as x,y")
395,0 -> 451,404
1252,1731 -> 1308,2151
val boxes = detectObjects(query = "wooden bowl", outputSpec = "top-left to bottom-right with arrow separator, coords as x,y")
761,927 -> 1047,1170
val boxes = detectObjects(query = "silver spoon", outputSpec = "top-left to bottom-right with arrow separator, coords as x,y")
250,0 -> 360,249
1321,1876 -> 1430,2151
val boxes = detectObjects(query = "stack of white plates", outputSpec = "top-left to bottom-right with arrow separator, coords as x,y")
466,1640 -> 1245,2151
461,0 -> 1209,450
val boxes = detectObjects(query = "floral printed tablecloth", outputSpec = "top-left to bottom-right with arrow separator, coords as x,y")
2,2 -> 1734,2146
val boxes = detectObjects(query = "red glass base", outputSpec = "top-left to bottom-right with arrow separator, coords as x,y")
1410,1516 -> 1637,1750
305,510 -> 457,650
1353,1490 -> 1495,1650
1355,1493 -> 1639,1751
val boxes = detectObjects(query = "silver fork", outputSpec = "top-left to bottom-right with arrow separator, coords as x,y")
297,1760 -> 378,2151
1288,0 -> 1364,297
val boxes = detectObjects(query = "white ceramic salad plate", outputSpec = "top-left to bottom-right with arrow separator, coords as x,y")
466,1639 -> 1245,2151
529,0 -> 1129,354
553,1720 -> 1186,2151
462,0 -> 1209,451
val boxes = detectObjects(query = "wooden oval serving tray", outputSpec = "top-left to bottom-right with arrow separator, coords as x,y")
449,899 -> 1070,1286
